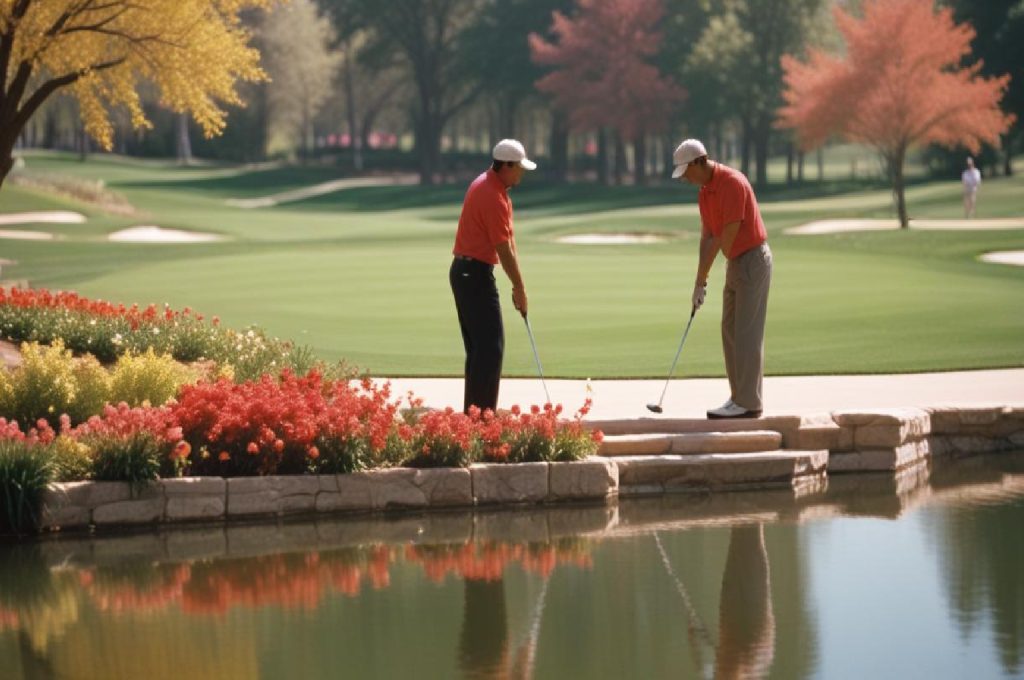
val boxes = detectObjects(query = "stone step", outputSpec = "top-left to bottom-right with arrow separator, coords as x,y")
610,450 -> 828,496
587,416 -> 807,437
599,430 -> 783,457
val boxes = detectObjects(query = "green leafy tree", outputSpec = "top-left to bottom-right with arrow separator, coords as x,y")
329,0 -> 484,185
943,0 -> 1024,175
686,0 -> 825,186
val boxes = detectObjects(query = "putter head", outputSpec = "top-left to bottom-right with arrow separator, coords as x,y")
646,403 -> 663,414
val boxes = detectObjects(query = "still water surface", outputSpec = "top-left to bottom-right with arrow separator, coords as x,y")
1,453 -> 1022,679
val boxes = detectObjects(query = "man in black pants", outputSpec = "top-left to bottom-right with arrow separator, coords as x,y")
450,139 -> 536,413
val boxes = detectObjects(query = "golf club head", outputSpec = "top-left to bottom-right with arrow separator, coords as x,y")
646,403 -> 663,414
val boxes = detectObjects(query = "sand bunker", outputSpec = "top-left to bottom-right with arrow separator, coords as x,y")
0,229 -> 54,240
980,251 -> 1024,267
0,211 -> 85,226
786,218 -> 1024,235
556,233 -> 668,245
107,226 -> 225,243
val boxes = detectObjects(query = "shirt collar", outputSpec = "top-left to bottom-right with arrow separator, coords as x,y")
486,168 -> 508,193
701,163 -> 721,193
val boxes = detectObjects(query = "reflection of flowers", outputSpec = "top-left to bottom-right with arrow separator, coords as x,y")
78,563 -> 191,614
406,539 -> 593,583
0,606 -> 19,631
2,539 -> 593,629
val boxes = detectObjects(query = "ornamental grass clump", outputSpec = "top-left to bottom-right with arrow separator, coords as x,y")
0,419 -> 57,535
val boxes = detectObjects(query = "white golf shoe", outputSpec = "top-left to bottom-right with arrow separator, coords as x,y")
706,399 -> 762,419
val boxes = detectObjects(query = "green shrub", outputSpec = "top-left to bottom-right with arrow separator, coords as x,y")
50,435 -> 93,482
0,341 -> 80,428
110,348 -> 194,407
67,354 -> 113,423
0,341 -> 112,427
88,432 -> 162,486
308,435 -> 368,474
0,440 -> 53,535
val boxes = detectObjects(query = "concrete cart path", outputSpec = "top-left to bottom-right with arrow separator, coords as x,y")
378,369 -> 1024,420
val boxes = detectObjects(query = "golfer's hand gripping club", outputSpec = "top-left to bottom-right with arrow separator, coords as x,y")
512,286 -> 527,318
691,281 -> 706,311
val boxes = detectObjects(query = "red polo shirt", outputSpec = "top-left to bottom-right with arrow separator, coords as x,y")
453,169 -> 513,265
698,163 -> 767,259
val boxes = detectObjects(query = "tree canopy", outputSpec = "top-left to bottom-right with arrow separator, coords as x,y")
779,0 -> 1014,227
0,0 -> 274,186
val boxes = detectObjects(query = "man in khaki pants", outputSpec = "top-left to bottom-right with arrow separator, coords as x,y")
672,139 -> 772,419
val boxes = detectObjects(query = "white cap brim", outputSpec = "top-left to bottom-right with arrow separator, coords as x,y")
520,158 -> 537,171
671,165 -> 685,179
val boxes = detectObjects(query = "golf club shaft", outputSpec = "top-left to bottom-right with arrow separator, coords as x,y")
523,315 -> 552,404
656,307 -> 697,407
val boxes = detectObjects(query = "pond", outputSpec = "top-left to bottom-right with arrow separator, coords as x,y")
1,452 -> 1022,679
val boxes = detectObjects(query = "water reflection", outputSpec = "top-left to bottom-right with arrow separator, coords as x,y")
0,452 -> 1022,679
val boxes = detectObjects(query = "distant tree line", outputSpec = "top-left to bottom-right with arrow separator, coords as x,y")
5,0 -> 1021,189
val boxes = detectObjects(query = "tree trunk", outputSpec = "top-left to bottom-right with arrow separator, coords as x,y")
548,109 -> 569,184
1004,132 -> 1014,176
740,117 -> 752,177
78,122 -> 88,162
415,105 -> 443,186
753,118 -> 769,188
613,130 -> 626,185
0,150 -> 13,191
633,133 -> 647,186
663,132 -> 674,177
797,151 -> 805,182
175,113 -> 192,165
342,41 -> 363,172
891,150 -> 909,229
786,142 -> 794,185
816,147 -> 824,182
597,128 -> 609,186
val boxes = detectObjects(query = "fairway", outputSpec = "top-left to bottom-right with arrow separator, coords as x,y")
1,151 -> 1022,377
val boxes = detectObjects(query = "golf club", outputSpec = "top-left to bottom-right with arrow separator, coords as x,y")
523,314 -> 552,404
647,306 -> 697,414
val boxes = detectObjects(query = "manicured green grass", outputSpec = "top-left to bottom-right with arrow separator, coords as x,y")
1,150 -> 1021,377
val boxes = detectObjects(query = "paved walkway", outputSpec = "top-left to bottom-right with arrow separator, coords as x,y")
380,369 -> 1024,420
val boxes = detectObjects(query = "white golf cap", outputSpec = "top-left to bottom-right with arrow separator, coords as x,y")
671,138 -> 707,178
492,139 -> 537,170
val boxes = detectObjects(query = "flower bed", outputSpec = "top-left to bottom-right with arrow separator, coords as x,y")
0,287 -> 603,534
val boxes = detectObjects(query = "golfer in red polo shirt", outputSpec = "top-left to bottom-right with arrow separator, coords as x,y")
673,139 -> 773,419
450,139 -> 536,413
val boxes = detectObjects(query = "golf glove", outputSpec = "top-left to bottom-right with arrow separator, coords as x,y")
691,282 -> 707,311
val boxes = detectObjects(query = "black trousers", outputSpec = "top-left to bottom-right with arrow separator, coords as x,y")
450,257 -> 504,413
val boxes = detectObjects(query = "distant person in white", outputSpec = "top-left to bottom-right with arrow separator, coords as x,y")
961,157 -> 981,219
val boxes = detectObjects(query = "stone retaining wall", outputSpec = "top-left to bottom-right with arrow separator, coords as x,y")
36,406 -> 1024,532
40,458 -> 619,531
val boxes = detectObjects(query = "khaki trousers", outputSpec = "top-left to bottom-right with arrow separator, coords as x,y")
722,242 -> 772,411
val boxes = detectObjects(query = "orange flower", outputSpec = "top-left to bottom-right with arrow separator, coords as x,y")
171,440 -> 191,460
307,446 -> 320,460
218,451 -> 230,462
247,442 -> 259,455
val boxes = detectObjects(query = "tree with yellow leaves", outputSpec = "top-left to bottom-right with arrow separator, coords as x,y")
0,0 -> 275,189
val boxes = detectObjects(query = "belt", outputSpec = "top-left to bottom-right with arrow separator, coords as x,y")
453,254 -> 492,266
